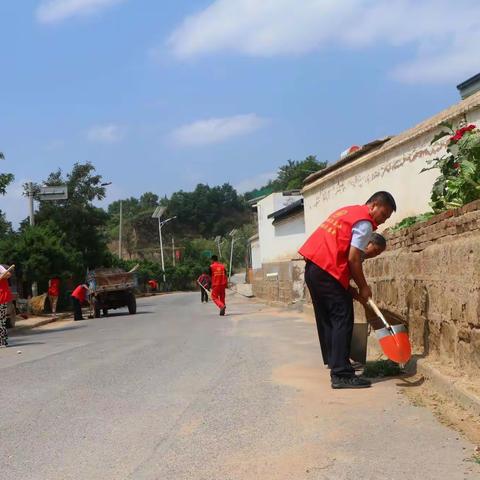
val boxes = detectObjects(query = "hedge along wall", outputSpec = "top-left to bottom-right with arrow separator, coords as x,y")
360,199 -> 480,377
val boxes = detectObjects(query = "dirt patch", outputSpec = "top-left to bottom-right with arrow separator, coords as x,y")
401,374 -> 480,449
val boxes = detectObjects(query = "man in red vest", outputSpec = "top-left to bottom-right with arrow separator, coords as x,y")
299,191 -> 396,389
71,284 -> 89,321
209,255 -> 227,316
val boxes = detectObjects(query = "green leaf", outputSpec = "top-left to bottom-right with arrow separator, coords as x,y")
430,130 -> 451,145
438,121 -> 454,131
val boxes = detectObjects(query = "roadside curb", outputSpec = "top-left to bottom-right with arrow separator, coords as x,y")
415,358 -> 480,417
12,313 -> 73,334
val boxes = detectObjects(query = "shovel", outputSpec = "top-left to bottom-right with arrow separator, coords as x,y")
367,298 -> 411,365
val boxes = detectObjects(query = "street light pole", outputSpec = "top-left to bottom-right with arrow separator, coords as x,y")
28,182 -> 35,226
172,236 -> 175,266
27,182 -> 38,296
215,235 -> 222,259
228,229 -> 237,281
118,200 -> 123,259
152,207 -> 176,285
158,216 -> 165,283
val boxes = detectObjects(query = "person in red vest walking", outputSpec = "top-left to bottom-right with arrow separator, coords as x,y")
0,265 -> 13,347
299,191 -> 396,389
71,284 -> 89,321
209,255 -> 227,315
48,277 -> 60,318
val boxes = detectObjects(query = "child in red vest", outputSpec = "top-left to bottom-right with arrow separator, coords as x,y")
197,271 -> 211,303
299,192 -> 396,390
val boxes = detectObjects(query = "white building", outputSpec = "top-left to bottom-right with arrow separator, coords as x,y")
302,91 -> 480,235
249,83 -> 480,305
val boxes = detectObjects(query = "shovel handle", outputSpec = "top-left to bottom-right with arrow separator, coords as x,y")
367,298 -> 390,329
0,264 -> 15,281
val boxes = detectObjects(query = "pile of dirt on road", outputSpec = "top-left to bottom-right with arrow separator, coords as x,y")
401,375 -> 480,449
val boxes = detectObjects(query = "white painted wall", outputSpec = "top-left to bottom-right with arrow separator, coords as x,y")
303,105 -> 480,235
250,237 -> 262,270
256,193 -> 305,263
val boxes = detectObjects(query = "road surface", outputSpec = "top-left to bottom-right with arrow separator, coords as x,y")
1,292 -> 478,479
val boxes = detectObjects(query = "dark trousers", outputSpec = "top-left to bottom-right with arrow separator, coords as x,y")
201,288 -> 209,302
72,297 -> 83,320
304,261 -> 355,378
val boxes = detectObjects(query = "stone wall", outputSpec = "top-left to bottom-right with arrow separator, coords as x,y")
360,199 -> 480,378
251,259 -> 305,305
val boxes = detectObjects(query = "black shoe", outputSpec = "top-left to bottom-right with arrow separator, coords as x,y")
219,307 -> 226,316
331,375 -> 371,389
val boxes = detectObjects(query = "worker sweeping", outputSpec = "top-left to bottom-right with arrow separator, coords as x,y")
48,276 -> 60,319
147,279 -> 158,293
299,191 -> 396,389
310,232 -> 387,371
71,284 -> 90,321
209,255 -> 227,316
0,264 -> 14,348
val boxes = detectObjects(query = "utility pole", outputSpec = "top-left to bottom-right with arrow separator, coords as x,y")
172,236 -> 175,266
118,200 -> 123,259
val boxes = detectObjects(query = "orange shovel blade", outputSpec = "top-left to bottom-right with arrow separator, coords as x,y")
376,326 -> 412,364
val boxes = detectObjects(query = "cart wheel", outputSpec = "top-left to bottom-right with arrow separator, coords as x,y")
127,294 -> 137,314
102,308 -> 108,317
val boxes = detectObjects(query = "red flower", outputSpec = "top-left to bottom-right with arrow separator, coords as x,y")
449,124 -> 476,144
453,162 -> 460,169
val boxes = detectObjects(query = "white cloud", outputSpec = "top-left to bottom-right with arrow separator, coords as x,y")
168,0 -> 480,83
170,113 -> 269,147
36,0 -> 125,24
87,124 -> 125,143
234,171 -> 276,193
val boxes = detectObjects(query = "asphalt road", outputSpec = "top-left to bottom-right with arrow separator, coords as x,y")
1,292 -> 478,480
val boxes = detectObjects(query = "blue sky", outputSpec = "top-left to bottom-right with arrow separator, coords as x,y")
1,0 -> 479,226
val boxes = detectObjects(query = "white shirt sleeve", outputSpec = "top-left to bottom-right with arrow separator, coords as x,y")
350,220 -> 373,252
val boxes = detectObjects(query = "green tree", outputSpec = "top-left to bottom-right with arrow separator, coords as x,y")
107,192 -> 160,256
31,162 -> 110,270
0,210 -> 12,239
166,183 -> 250,238
0,223 -> 82,292
244,155 -> 326,200
0,151 -> 14,195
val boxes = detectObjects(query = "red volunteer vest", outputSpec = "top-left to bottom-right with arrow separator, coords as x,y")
71,285 -> 87,303
298,205 -> 377,289
210,262 -> 227,288
48,277 -> 60,297
0,279 -> 13,304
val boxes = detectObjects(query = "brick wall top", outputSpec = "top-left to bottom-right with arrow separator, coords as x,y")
384,199 -> 480,252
